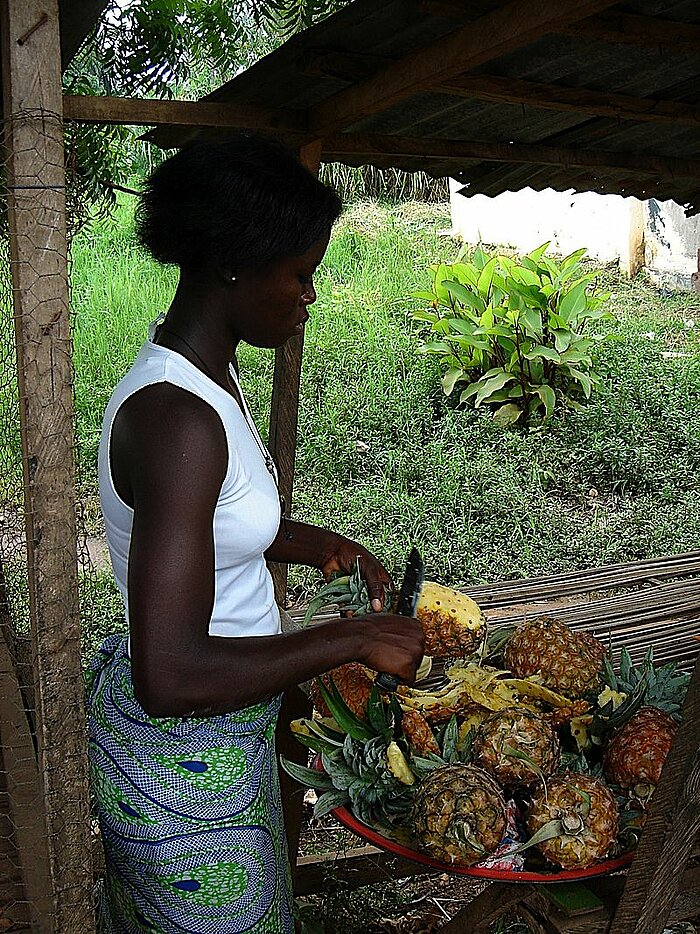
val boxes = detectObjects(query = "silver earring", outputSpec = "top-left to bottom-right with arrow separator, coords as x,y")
231,276 -> 237,283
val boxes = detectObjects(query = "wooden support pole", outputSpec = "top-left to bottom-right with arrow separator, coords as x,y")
609,651 -> 700,934
0,559 -> 52,928
268,138 -> 323,606
0,1 -> 94,930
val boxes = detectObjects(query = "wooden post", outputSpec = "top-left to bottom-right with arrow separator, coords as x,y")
0,559 -> 53,927
268,139 -> 323,606
609,651 -> 700,934
0,1 -> 94,930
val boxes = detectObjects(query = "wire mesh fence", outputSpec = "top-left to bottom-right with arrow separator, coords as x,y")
0,107 -> 95,932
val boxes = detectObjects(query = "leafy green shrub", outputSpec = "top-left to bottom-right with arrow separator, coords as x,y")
412,242 -> 613,424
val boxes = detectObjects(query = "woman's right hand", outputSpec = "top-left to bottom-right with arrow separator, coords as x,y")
353,614 -> 425,684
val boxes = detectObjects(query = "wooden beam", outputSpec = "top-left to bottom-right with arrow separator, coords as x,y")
322,132 -> 700,181
442,74 -> 700,127
268,138 -> 322,606
308,0 -> 621,138
609,652 -> 700,934
303,51 -> 700,129
0,562 -> 52,928
557,13 -> 700,55
63,93 -> 305,132
0,0 -> 94,930
294,844 -> 438,896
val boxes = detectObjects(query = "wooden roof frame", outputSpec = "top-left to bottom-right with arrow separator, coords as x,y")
1,0 -> 698,930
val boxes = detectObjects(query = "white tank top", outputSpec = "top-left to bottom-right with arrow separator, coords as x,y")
98,327 -> 282,639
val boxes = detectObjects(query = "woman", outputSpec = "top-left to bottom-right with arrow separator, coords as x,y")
87,134 -> 424,934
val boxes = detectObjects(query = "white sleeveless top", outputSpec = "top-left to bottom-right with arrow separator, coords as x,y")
98,327 -> 282,639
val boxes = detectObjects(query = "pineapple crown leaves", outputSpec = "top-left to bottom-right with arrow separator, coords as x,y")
316,678 -> 376,742
412,716 -> 475,778
598,646 -> 690,726
302,560 -> 392,626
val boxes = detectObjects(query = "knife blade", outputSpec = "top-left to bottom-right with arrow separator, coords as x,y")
375,547 -> 424,693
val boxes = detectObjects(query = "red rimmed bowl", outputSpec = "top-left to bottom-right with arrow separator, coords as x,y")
312,756 -> 635,883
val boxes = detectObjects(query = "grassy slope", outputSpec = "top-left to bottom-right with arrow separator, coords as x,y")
71,198 -> 700,607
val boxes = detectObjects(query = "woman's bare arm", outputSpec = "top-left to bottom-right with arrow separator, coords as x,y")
112,384 -> 424,717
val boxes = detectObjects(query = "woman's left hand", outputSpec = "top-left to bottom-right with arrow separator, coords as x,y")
321,537 -> 393,613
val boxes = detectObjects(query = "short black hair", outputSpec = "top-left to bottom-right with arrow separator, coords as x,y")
136,133 -> 342,272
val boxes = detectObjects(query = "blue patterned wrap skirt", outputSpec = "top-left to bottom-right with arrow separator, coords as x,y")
87,635 -> 294,933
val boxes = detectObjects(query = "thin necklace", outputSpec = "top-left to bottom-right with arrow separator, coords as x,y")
155,322 -> 291,537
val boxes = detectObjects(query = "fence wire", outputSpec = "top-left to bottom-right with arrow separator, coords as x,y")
0,108 -> 96,932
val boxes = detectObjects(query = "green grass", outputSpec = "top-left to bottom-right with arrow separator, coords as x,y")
69,197 -> 700,606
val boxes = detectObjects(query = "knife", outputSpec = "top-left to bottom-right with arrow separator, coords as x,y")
374,547 -> 425,693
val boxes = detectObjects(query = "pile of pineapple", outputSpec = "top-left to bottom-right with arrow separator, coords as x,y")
283,576 -> 689,874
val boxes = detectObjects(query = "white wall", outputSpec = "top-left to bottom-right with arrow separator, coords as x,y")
449,181 -> 700,288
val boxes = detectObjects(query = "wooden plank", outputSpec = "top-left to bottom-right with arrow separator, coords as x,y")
0,754 -> 32,928
557,13 -> 700,55
609,654 -> 700,934
268,139 -> 322,606
440,882 -> 533,932
308,0 -> 621,137
0,561 -> 52,925
63,93 -> 305,133
303,54 -> 700,128
440,74 -> 700,127
322,133 -> 700,182
0,1 -> 94,930
294,844 -> 438,896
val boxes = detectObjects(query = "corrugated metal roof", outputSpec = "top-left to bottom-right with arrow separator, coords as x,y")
148,0 -> 700,213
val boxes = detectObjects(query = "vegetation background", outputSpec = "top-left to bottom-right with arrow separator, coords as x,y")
72,195 -> 700,631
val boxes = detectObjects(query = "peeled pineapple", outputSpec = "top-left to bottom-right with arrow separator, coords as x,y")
414,582 -> 487,657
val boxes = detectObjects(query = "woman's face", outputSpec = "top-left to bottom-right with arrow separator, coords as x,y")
231,235 -> 330,348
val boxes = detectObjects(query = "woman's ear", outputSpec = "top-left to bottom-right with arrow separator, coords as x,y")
216,265 -> 237,287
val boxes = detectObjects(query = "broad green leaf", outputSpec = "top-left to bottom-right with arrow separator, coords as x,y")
442,316 -> 476,335
566,366 -> 593,398
411,290 -> 438,302
526,241 -> 551,263
475,371 -> 516,406
533,384 -> 556,418
493,403 -> 522,426
559,349 -> 591,365
477,256 -> 498,299
460,381 -> 481,402
522,307 -> 545,337
558,281 -> 588,321
473,245 -> 489,270
444,279 -> 477,306
442,366 -> 464,395
420,341 -> 453,354
552,328 -> 572,353
411,310 -> 439,324
524,345 -> 560,362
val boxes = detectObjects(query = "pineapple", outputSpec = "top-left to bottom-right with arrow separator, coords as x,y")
603,706 -> 676,804
414,582 -> 487,657
594,648 -> 687,805
302,560 -> 487,658
401,708 -> 442,757
473,708 -> 560,789
310,662 -> 374,719
504,617 -> 606,698
527,772 -> 619,869
413,764 -> 507,867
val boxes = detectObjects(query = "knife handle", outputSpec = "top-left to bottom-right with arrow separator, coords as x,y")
375,672 -> 401,692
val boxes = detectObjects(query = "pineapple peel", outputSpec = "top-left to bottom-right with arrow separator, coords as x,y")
502,678 -> 573,708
